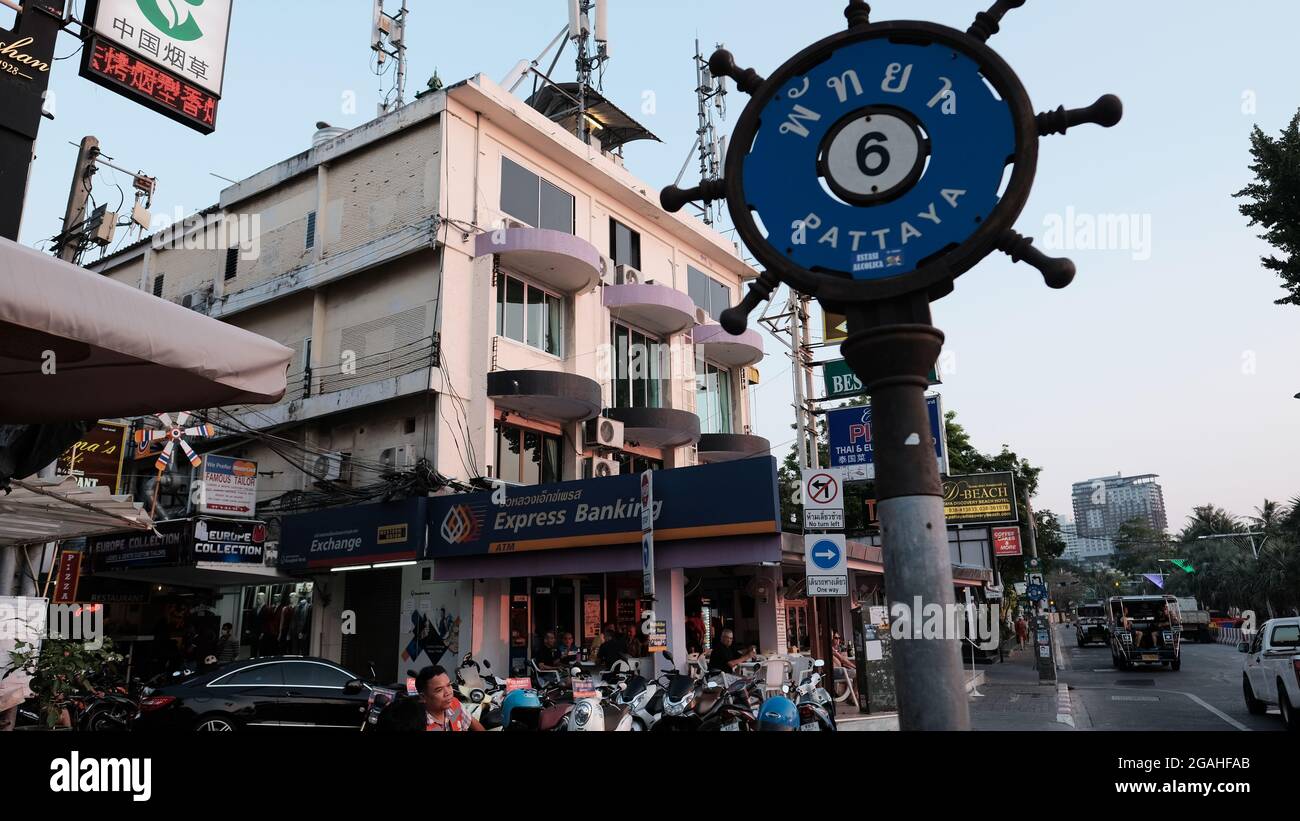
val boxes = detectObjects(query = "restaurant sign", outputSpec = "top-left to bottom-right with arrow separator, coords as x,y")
55,421 -> 130,495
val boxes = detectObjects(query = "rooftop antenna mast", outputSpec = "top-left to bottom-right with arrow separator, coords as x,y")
694,39 -> 727,226
570,0 -> 611,145
372,0 -> 410,116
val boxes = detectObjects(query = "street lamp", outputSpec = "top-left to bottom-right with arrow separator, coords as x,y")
1196,532 -> 1266,560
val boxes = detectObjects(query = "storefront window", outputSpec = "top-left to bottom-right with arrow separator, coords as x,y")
695,360 -> 733,434
495,421 -> 562,485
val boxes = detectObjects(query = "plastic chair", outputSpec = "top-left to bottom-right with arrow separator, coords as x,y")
760,658 -> 792,699
832,666 -> 859,708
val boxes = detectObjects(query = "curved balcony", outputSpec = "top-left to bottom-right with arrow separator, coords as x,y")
602,283 -> 698,336
692,322 -> 764,368
487,370 -> 602,423
606,406 -> 701,449
474,227 -> 601,295
697,433 -> 772,464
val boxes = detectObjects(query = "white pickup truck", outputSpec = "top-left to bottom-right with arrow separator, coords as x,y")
1240,617 -> 1300,730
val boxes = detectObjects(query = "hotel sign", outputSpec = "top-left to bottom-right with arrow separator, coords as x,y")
942,471 -> 1018,526
81,0 -> 232,133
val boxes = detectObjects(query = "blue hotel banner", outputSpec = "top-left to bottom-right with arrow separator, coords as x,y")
279,496 -> 428,571
427,457 -> 780,559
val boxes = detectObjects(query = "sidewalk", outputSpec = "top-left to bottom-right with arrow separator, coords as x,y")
968,646 -> 1078,731
838,667 -> 986,731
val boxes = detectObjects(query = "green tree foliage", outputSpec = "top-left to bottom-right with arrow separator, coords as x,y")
1235,111 -> 1300,306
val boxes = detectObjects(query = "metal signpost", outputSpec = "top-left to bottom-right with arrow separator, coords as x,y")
661,0 -> 1120,729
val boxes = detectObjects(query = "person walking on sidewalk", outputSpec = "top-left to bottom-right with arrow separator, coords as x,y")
1014,615 -> 1029,649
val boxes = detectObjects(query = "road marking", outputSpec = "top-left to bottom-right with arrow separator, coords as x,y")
1176,691 -> 1251,732
1111,695 -> 1160,702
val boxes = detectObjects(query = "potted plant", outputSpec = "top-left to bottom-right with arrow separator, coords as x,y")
4,638 -> 123,729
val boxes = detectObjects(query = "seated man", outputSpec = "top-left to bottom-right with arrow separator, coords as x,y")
708,628 -> 756,676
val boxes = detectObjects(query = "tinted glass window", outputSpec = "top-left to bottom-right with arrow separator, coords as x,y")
610,219 -> 641,271
501,157 -> 540,227
688,267 -> 732,321
220,664 -> 283,686
539,179 -> 575,234
282,662 -> 351,688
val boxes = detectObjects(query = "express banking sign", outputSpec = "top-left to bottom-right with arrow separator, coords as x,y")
427,458 -> 780,559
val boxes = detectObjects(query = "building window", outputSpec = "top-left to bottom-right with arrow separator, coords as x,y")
500,157 -> 574,234
609,218 -> 641,276
497,273 -> 563,356
495,421 -> 562,485
695,360 -> 733,435
305,211 -> 317,250
152,274 -> 164,297
224,247 -> 239,280
688,266 -> 732,321
611,321 -> 668,409
613,452 -> 662,477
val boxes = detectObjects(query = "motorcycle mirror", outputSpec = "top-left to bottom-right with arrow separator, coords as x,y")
483,660 -> 491,669
782,684 -> 789,694
662,651 -> 674,663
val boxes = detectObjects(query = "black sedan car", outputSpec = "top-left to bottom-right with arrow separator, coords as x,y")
133,656 -> 375,731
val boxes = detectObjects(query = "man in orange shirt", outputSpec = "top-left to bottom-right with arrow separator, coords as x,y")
417,665 -> 484,732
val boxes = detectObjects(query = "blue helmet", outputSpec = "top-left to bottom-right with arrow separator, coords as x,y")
501,688 -> 542,727
757,696 -> 800,731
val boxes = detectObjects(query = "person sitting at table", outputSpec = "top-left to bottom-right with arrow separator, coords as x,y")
831,632 -> 855,674
557,631 -> 578,658
533,631 -> 563,672
708,628 -> 756,674
596,625 -> 629,670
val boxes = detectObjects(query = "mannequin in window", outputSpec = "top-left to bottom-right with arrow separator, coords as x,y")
258,594 -> 281,657
276,593 -> 295,655
292,592 -> 312,654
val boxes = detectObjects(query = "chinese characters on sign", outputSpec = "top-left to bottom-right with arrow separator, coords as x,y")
91,0 -> 232,96
83,38 -> 218,133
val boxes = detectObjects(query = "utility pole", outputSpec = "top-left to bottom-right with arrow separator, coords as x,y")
54,135 -> 98,262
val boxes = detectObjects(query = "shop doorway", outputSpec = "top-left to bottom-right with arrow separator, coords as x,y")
340,568 -> 401,682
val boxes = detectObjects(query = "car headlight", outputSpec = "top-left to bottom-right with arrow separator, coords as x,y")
631,691 -> 649,712
663,698 -> 685,716
573,701 -> 593,728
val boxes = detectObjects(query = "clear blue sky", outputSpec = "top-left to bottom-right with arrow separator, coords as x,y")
17,1 -> 1300,530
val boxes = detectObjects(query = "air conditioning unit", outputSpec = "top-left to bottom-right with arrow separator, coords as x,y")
583,417 -> 624,450
589,455 -> 620,478
617,264 -> 642,285
314,451 -> 347,482
599,255 -> 617,286
380,444 -> 415,471
694,307 -> 710,325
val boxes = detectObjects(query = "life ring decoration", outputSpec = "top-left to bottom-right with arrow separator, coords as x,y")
661,0 -> 1122,334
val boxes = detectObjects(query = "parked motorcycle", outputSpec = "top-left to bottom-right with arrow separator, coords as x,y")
793,660 -> 836,732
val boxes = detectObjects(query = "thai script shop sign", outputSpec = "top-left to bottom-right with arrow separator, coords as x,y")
942,472 -> 1018,526
81,0 -> 233,133
428,457 -> 781,558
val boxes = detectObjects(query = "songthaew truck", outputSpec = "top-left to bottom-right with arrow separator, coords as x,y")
1074,601 -> 1109,646
1109,595 -> 1181,671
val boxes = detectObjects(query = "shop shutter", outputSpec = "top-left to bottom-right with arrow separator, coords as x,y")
340,568 -> 402,684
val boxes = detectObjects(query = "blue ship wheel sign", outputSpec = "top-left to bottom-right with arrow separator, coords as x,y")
661,0 -> 1123,330
810,539 -> 842,571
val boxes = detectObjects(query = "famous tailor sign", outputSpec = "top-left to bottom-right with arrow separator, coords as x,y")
197,454 -> 257,518
428,457 -> 781,558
